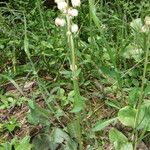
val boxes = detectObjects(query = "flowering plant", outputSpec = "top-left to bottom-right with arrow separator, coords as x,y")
54,0 -> 84,113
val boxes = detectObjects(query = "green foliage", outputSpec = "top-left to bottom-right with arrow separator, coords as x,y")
92,118 -> 117,132
50,128 -> 77,150
0,94 -> 26,109
0,0 -> 150,149
109,128 -> 133,150
128,87 -> 139,107
118,102 -> 150,131
67,119 -> 82,143
0,136 -> 32,150
31,127 -> 78,150
3,117 -> 20,132
27,101 -> 51,126
0,117 -> 20,134
118,106 -> 137,128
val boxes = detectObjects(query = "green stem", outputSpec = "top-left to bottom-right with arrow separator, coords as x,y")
133,31 -> 150,150
66,2 -> 82,108
66,2 -> 83,149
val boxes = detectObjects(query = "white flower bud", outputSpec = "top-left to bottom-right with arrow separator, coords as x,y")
71,24 -> 78,33
55,18 -> 66,26
71,0 -> 81,7
70,65 -> 77,71
68,8 -> 78,17
145,16 -> 150,26
57,1 -> 67,11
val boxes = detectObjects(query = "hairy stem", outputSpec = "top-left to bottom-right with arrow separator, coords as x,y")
66,2 -> 83,149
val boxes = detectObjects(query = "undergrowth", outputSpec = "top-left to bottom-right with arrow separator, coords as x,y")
0,0 -> 150,150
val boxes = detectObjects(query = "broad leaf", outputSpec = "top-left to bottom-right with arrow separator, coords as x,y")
15,136 -> 32,150
32,132 -> 51,150
27,102 -> 50,126
114,142 -> 133,150
0,142 -> 12,150
138,101 -> 150,131
109,128 -> 128,143
118,106 -> 136,127
109,128 -> 133,150
50,128 -> 77,150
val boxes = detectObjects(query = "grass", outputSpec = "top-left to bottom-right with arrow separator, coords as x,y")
0,0 -> 150,149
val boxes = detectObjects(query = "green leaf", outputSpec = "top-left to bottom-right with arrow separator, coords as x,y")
71,105 -> 83,113
32,133 -> 51,150
67,119 -> 82,141
0,74 -> 24,95
109,128 -> 128,143
4,118 -> 20,132
74,68 -> 81,78
92,118 -> 117,132
28,100 -> 35,109
137,101 -> 150,131
89,0 -> 101,30
0,142 -> 12,150
27,103 -> 50,125
50,128 -> 77,150
118,102 -> 150,131
71,81 -> 85,113
114,142 -> 133,150
128,87 -> 139,107
105,100 -> 121,110
4,124 -> 18,132
41,41 -> 53,48
15,136 -> 32,150
109,128 -> 133,150
118,106 -> 136,127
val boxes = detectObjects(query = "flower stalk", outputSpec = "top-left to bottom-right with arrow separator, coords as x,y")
54,1 -> 84,149
55,0 -> 84,112
133,16 -> 150,150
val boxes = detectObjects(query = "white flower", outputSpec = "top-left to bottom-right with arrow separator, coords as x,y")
71,0 -> 81,7
68,8 -> 78,17
57,1 -> 67,11
55,18 -> 66,26
55,0 -> 65,4
71,24 -> 78,33
145,16 -> 150,26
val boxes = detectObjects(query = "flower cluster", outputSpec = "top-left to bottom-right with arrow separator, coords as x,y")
54,0 -> 80,33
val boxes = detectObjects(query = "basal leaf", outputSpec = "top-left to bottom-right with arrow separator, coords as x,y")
109,128 -> 128,143
109,128 -> 133,150
138,101 -> 150,131
118,106 -> 136,127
